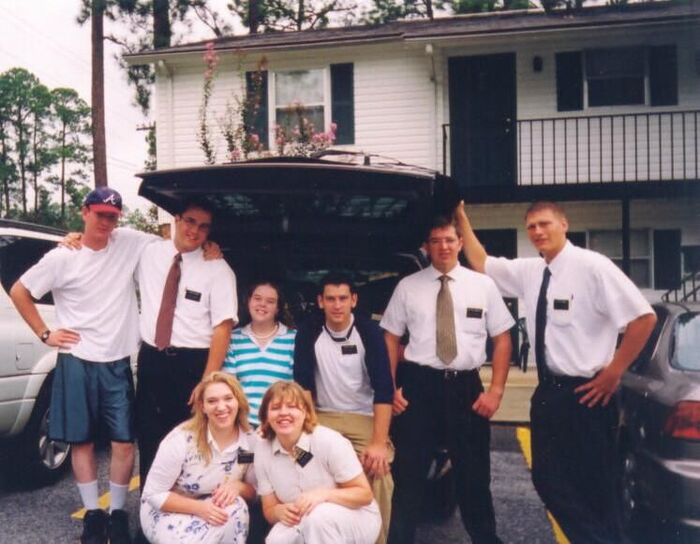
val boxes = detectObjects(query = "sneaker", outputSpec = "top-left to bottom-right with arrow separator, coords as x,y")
108,509 -> 132,544
81,509 -> 108,544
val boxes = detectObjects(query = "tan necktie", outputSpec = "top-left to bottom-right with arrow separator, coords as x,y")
154,253 -> 182,350
436,274 -> 457,365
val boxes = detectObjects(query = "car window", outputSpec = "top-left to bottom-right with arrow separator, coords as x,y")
628,305 -> 668,373
671,311 -> 700,372
0,235 -> 55,305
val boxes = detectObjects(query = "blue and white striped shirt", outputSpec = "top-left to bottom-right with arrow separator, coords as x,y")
223,324 -> 295,426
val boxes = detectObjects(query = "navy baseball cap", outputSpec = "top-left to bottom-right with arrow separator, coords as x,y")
84,187 -> 122,213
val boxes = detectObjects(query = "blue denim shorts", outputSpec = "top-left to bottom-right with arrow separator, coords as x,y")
48,353 -> 135,444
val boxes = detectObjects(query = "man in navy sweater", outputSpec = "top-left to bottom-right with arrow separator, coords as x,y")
294,272 -> 394,544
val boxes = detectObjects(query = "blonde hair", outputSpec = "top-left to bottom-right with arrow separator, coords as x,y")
183,372 -> 251,464
258,381 -> 317,440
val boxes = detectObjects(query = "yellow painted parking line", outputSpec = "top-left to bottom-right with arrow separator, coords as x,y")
516,426 -> 570,544
71,476 -> 140,520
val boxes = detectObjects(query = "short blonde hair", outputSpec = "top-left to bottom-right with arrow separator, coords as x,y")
258,381 -> 317,440
183,372 -> 251,464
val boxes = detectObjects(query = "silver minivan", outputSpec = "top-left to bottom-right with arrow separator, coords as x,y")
0,219 -> 70,484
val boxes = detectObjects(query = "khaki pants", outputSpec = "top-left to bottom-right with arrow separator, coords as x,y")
318,411 -> 394,544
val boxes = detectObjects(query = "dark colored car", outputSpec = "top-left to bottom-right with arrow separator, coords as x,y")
138,154 -> 460,321
619,302 -> 700,543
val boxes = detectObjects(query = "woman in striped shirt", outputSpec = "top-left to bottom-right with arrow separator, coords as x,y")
223,280 -> 295,427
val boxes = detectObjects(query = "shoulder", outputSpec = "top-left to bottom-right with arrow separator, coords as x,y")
312,424 -> 350,448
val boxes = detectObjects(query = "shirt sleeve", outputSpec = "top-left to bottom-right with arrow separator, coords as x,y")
592,256 -> 654,329
19,247 -> 66,300
222,331 -> 238,374
326,429 -> 364,484
142,427 -> 189,511
362,320 -> 394,404
379,280 -> 408,337
253,442 -> 274,497
292,322 -> 317,393
484,278 -> 516,337
484,256 -> 528,299
209,263 -> 239,327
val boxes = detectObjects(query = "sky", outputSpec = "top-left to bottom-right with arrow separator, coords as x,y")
0,0 -> 234,212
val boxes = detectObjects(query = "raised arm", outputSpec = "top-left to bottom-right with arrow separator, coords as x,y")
455,200 -> 488,273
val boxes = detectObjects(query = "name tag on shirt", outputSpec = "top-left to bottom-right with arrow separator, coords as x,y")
466,308 -> 483,319
553,299 -> 570,311
237,448 -> 254,464
185,289 -> 202,302
293,447 -> 313,467
341,344 -> 358,355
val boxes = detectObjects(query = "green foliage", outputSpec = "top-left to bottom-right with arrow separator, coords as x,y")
121,204 -> 160,234
230,0 -> 360,31
0,68 -> 92,229
198,42 -> 219,164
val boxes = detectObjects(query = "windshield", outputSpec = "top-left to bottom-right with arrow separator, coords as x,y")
672,312 -> 700,371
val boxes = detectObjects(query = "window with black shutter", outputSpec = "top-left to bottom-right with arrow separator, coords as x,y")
330,63 -> 355,145
555,51 -> 583,112
654,229 -> 682,290
585,47 -> 645,107
245,70 -> 268,148
649,45 -> 678,107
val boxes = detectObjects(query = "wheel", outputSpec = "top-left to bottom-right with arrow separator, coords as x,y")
10,375 -> 71,487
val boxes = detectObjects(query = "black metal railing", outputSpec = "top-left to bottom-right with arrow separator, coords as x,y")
662,270 -> 700,303
442,110 -> 700,185
517,110 -> 700,185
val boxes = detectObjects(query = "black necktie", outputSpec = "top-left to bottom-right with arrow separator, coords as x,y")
535,267 -> 551,381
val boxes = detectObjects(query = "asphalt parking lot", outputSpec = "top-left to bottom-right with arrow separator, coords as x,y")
0,425 -> 558,544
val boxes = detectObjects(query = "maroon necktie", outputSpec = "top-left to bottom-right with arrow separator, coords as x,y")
154,253 -> 182,350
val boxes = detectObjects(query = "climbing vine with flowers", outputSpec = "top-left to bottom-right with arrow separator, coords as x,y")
198,42 -> 337,164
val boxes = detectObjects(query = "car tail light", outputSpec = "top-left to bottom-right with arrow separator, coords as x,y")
664,401 -> 700,440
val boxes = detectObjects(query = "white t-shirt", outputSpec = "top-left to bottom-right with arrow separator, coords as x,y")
137,239 -> 238,348
314,318 -> 374,416
485,241 -> 654,377
20,228 -> 156,362
380,264 -> 515,371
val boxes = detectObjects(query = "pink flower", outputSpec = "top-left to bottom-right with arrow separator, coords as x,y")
249,133 -> 260,144
330,122 -> 338,133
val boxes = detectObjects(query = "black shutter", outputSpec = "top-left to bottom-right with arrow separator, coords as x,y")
330,63 -> 354,145
567,231 -> 587,248
649,45 -> 678,107
654,229 -> 681,290
245,70 -> 268,148
555,52 -> 583,112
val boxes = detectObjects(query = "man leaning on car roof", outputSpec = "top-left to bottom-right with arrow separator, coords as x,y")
10,187 -> 151,544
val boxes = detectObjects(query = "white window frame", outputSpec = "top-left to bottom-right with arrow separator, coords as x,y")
588,229 -> 652,288
268,68 -> 331,139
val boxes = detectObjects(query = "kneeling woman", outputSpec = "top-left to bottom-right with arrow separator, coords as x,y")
255,382 -> 381,544
140,372 -> 257,543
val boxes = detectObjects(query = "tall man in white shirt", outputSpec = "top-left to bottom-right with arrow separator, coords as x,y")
10,187 -> 150,544
135,199 -> 238,493
381,215 -> 514,544
456,201 -> 656,543
294,273 -> 395,544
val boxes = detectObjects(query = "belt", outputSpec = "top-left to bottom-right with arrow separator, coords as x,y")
403,360 -> 478,381
141,342 -> 208,357
539,373 -> 589,388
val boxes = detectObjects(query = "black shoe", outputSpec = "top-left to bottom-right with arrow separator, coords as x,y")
81,509 -> 108,544
109,509 -> 132,544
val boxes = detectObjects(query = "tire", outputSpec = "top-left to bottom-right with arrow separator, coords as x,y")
10,374 -> 71,487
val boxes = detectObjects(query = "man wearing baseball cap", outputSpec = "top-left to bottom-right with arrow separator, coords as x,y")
10,187 -> 153,544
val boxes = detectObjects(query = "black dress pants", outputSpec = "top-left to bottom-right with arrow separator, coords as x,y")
135,343 -> 208,490
388,362 -> 501,544
530,379 -> 621,544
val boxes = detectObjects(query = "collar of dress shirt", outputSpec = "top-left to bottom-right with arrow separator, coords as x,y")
546,240 -> 574,277
428,263 -> 462,281
207,426 -> 244,455
272,431 -> 311,456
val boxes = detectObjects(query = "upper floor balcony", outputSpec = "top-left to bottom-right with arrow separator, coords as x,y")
444,109 -> 700,203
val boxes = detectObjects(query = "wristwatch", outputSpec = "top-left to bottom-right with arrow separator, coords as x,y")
39,330 -> 51,344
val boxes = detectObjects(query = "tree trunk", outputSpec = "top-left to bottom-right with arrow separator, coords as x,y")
32,114 -> 38,212
91,0 -> 108,188
16,113 -> 27,214
249,0 -> 260,34
296,0 -> 304,31
425,0 -> 434,20
60,124 -> 66,220
153,0 -> 171,48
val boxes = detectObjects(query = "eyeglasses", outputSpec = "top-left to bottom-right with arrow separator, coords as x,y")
180,215 -> 211,233
428,237 -> 459,246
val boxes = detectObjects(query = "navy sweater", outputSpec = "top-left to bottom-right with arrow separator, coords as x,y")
293,314 -> 394,405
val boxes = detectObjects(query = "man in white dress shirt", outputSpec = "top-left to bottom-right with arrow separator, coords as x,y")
457,201 -> 656,543
135,199 -> 238,494
381,215 -> 514,544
